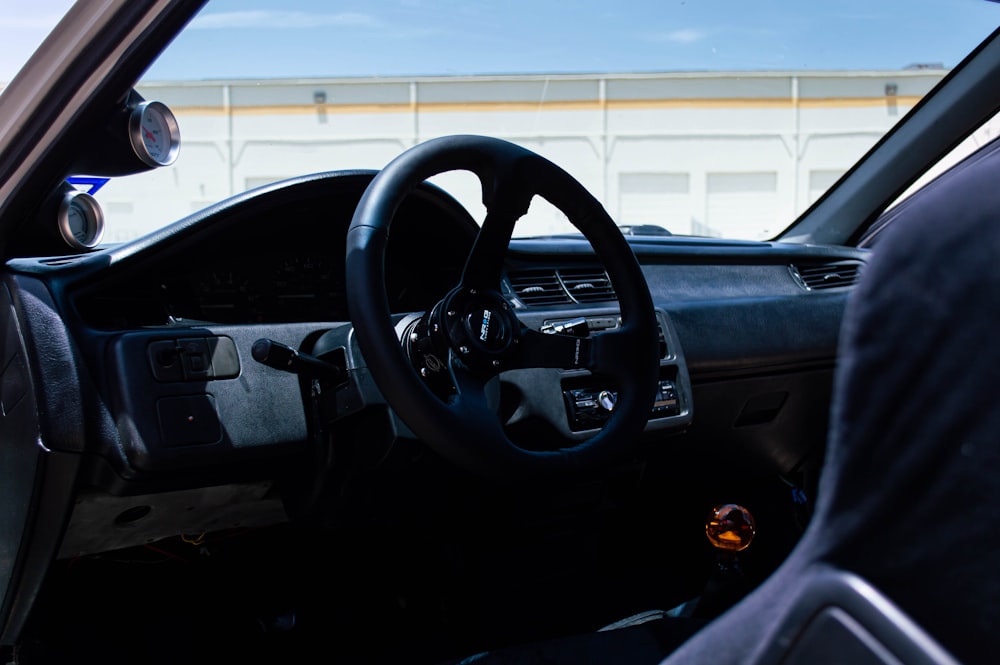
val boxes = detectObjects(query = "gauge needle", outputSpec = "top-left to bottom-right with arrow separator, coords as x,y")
143,127 -> 156,141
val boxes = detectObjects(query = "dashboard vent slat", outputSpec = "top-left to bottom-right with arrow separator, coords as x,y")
791,261 -> 863,291
508,269 -> 573,306
507,267 -> 618,307
559,268 -> 617,304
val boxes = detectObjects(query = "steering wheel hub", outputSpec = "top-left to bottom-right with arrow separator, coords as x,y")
431,287 -> 517,368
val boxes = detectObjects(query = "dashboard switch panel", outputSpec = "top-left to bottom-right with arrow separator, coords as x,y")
179,338 -> 211,380
147,335 -> 240,382
652,380 -> 679,416
148,340 -> 183,382
108,326 -> 312,474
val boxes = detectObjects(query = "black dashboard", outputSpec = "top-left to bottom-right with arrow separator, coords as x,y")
2,169 -> 867,554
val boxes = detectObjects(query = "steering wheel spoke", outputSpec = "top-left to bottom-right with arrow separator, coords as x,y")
508,328 -> 593,371
446,353 -> 502,418
507,326 -> 643,384
587,327 -> 641,383
460,212 -> 518,290
461,173 -> 534,290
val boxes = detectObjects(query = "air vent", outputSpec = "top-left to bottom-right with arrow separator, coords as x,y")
508,269 -> 572,306
791,260 -> 863,291
507,267 -> 619,307
560,268 -> 617,304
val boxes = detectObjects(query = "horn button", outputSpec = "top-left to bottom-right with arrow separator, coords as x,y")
467,307 -> 506,349
432,287 -> 517,367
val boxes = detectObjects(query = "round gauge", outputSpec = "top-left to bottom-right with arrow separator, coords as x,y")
128,101 -> 180,167
58,190 -> 105,250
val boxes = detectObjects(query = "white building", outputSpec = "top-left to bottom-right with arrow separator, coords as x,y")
83,70 -> 961,241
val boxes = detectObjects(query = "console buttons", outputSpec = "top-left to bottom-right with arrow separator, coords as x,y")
148,336 -> 240,382
148,340 -> 184,382
652,380 -> 679,416
565,379 -> 680,430
179,338 -> 211,380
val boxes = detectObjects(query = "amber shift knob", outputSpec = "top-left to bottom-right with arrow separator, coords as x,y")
705,504 -> 756,552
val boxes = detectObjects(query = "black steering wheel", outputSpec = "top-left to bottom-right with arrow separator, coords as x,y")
345,135 -> 659,476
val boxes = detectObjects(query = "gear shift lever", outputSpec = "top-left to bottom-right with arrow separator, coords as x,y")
694,504 -> 756,618
705,503 -> 755,553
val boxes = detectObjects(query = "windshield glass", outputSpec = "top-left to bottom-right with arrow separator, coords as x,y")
8,0 -> 999,242
0,1 -> 74,83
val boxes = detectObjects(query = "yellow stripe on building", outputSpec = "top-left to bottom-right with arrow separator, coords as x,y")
171,95 -> 923,117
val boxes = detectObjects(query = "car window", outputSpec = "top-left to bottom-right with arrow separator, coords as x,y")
889,109 -> 1000,208
0,1 -> 74,84
10,0 -> 997,243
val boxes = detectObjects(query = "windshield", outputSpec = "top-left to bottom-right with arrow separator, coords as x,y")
6,0 -> 999,242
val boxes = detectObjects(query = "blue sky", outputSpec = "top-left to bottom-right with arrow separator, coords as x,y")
3,0 -> 999,82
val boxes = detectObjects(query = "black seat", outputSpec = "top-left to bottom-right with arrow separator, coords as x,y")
748,568 -> 958,665
661,138 -> 1000,665
450,138 -> 1000,665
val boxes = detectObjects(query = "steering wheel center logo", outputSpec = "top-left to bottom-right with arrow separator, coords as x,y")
479,309 -> 492,342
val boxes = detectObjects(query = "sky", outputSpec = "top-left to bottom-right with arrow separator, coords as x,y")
2,0 -> 999,82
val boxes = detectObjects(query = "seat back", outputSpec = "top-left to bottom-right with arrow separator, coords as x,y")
663,136 -> 1000,665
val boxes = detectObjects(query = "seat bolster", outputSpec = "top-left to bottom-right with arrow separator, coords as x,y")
752,568 -> 960,665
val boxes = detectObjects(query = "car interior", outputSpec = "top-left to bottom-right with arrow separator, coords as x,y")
0,2 -> 998,664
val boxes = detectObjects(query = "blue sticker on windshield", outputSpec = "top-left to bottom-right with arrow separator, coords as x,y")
67,176 -> 110,195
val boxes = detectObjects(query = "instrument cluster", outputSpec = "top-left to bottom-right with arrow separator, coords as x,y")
71,173 -> 478,329
183,253 -> 347,324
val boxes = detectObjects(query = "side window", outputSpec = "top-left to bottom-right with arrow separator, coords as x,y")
861,113 -> 1000,247
892,113 -> 1000,206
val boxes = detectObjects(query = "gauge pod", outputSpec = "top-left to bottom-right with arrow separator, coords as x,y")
58,190 -> 105,250
70,91 -> 182,176
128,101 -> 180,167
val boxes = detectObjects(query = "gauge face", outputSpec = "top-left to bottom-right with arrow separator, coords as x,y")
58,191 -> 105,250
128,101 -> 180,167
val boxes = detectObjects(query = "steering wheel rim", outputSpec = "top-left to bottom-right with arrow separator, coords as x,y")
346,135 -> 659,476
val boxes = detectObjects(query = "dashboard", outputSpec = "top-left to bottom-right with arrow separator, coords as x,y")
3,169 -> 866,554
